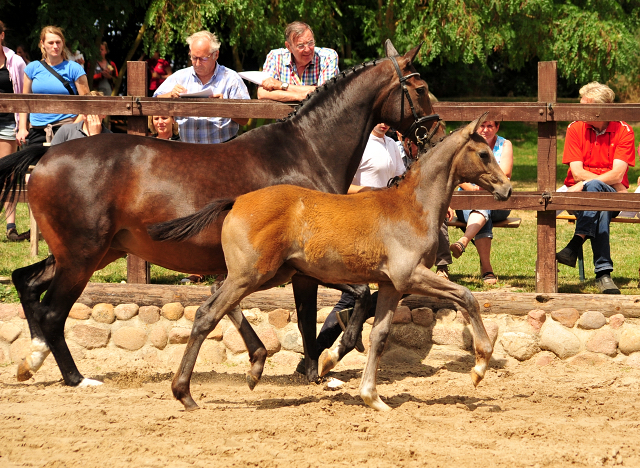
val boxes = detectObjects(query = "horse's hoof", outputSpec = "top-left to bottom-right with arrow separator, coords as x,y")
318,349 -> 338,377
16,361 -> 33,382
470,367 -> 484,387
246,373 -> 259,391
181,397 -> 200,411
78,378 -> 103,388
361,394 -> 392,412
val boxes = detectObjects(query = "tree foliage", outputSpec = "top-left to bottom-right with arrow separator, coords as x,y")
3,0 -> 640,96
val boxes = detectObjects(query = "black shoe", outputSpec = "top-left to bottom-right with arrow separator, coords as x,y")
556,247 -> 578,268
595,274 -> 620,294
336,308 -> 365,353
7,228 -> 30,242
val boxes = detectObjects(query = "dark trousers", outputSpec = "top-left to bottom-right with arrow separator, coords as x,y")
316,290 -> 379,353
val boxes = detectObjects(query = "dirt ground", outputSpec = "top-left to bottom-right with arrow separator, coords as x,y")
1,349 -> 639,468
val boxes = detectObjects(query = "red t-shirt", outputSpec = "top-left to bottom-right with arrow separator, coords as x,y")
149,58 -> 170,92
563,120 -> 636,188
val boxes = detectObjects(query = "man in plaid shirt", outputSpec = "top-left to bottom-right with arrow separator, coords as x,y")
257,21 -> 339,102
154,31 -> 249,144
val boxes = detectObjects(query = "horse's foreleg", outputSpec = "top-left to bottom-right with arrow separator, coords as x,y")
319,283 -> 371,376
12,257 -> 56,382
359,283 -> 402,411
291,274 -> 319,382
172,285 -> 248,410
227,307 -> 267,390
403,265 -> 493,386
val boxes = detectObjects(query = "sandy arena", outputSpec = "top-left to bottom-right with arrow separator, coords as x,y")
1,347 -> 639,468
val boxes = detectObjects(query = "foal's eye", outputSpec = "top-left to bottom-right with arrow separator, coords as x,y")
479,150 -> 490,160
416,87 -> 426,96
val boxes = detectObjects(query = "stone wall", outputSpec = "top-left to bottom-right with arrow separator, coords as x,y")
2,300 -> 640,372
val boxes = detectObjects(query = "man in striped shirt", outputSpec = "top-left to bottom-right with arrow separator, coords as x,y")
258,21 -> 339,102
154,31 -> 249,144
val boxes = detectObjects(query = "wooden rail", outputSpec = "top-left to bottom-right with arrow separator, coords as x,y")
5,61 -> 640,292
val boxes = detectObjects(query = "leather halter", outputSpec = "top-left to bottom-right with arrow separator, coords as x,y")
389,55 -> 441,148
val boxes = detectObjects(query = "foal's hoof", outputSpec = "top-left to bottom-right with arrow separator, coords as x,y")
181,398 -> 200,412
16,361 -> 33,382
470,367 -> 484,387
246,373 -> 259,391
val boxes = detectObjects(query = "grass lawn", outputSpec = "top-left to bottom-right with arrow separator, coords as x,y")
2,119 -> 640,302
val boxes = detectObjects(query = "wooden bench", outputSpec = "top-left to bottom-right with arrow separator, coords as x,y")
556,213 -> 640,283
446,216 -> 522,229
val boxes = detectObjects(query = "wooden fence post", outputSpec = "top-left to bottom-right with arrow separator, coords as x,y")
536,62 -> 558,292
126,61 -> 151,284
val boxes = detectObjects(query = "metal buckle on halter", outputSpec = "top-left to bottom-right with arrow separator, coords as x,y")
389,56 -> 441,148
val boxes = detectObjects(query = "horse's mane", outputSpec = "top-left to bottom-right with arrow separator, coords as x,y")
277,58 -> 386,123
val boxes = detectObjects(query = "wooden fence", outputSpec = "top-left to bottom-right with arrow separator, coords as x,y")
3,61 -> 640,293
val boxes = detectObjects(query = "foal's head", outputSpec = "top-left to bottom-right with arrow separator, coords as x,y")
451,113 -> 512,201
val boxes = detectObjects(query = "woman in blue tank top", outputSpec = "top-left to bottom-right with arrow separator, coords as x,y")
16,26 -> 89,146
450,120 -> 514,284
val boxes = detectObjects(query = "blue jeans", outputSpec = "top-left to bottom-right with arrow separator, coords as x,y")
455,209 -> 511,240
574,180 -> 619,274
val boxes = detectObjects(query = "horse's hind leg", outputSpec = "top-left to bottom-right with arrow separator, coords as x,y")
319,283 -> 371,377
172,279 -> 257,410
12,256 -> 56,381
359,283 -> 402,411
226,307 -> 267,390
291,274 -> 320,382
403,265 -> 493,386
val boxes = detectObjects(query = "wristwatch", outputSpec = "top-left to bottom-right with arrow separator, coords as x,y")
281,82 -> 289,91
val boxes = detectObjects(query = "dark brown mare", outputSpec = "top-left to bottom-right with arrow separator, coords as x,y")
0,40 -> 444,388
149,113 -> 512,411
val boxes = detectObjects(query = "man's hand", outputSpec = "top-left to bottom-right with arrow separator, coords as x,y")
566,182 -> 584,193
166,84 -> 187,98
260,77 -> 283,91
446,207 -> 455,221
86,115 -> 103,136
209,93 -> 223,99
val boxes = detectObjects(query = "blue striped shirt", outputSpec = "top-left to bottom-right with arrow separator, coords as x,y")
154,63 -> 250,144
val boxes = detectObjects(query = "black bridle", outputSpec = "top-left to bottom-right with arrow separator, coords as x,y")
389,55 -> 441,149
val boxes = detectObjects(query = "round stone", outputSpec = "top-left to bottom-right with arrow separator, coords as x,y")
539,320 -> 580,359
92,303 -> 115,324
161,303 -> 184,321
69,303 -> 92,320
619,329 -> 640,355
112,327 -> 147,351
577,311 -> 606,330
184,306 -> 199,322
139,306 -> 161,324
500,331 -> 539,361
148,325 -> 168,350
114,304 -> 139,321
71,324 -> 110,349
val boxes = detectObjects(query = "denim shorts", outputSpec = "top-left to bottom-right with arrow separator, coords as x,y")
0,121 -> 16,141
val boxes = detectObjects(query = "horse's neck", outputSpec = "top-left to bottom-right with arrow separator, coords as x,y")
281,69 -> 388,193
406,146 -> 459,222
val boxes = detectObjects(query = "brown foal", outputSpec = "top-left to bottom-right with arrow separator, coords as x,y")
155,113 -> 512,411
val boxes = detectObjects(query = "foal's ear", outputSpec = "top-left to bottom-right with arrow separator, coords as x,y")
385,39 -> 399,57
404,42 -> 423,64
465,112 -> 490,137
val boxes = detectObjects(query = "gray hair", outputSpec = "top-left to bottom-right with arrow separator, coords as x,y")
285,21 -> 313,44
579,82 -> 615,104
186,31 -> 221,54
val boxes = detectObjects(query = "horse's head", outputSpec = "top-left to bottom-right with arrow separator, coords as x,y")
379,40 -> 445,147
452,113 -> 512,201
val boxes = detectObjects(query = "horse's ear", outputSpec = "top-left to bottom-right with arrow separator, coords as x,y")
404,42 -> 423,64
385,39 -> 399,57
465,112 -> 490,136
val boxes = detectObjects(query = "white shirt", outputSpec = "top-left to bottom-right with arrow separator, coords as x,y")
353,133 -> 405,188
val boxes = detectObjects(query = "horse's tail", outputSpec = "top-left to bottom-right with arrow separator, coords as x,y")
0,145 -> 50,210
147,198 -> 236,242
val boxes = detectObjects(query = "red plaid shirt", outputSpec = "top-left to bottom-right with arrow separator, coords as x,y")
262,47 -> 339,86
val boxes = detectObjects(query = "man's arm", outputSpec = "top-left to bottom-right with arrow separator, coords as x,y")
257,79 -> 315,102
567,160 -> 629,192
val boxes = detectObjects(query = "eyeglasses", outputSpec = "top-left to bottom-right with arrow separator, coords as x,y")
189,53 -> 214,63
294,40 -> 315,51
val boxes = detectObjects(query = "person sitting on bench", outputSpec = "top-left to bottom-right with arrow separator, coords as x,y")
555,82 -> 635,294
450,120 -> 513,285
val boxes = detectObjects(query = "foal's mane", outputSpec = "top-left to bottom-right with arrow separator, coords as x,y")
277,58 -> 387,123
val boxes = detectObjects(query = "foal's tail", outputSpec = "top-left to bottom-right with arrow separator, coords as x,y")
0,145 -> 49,211
147,198 -> 236,242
